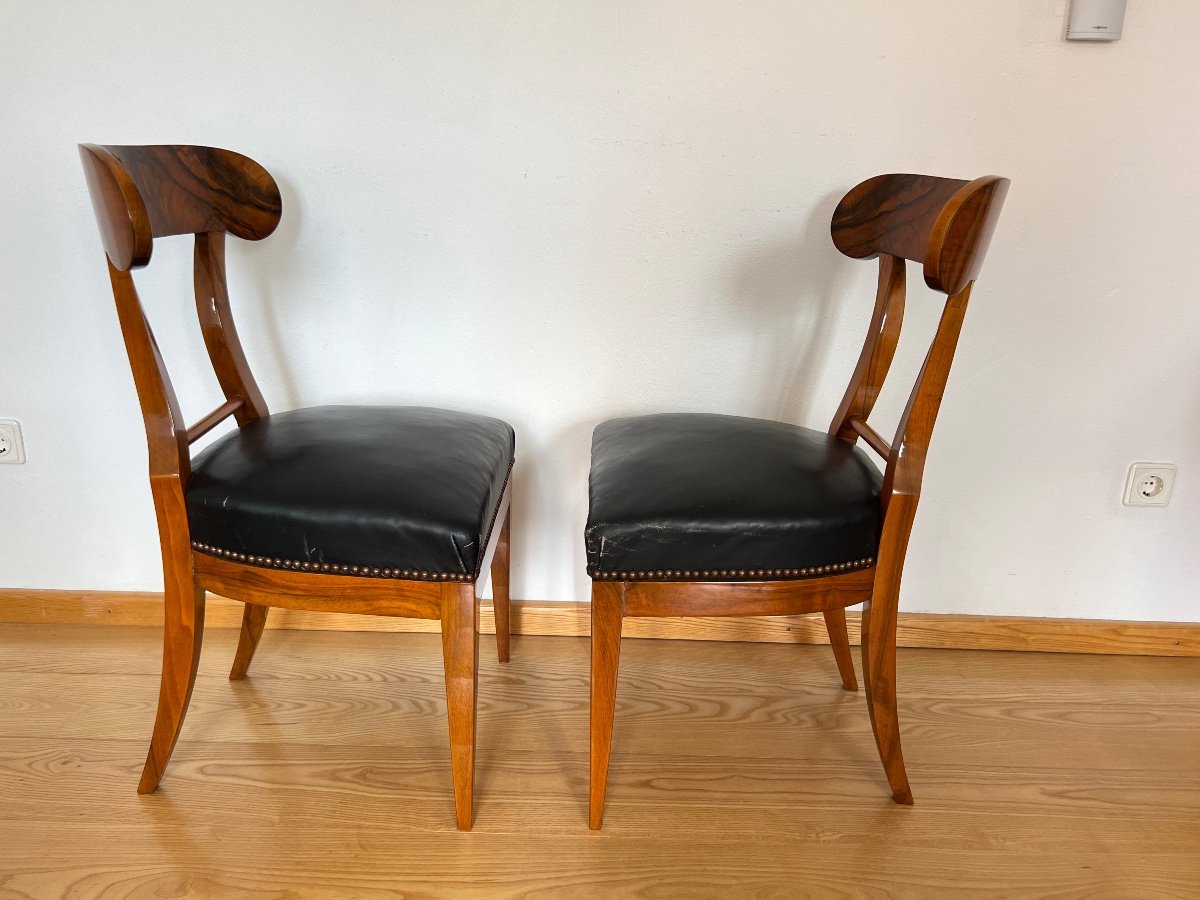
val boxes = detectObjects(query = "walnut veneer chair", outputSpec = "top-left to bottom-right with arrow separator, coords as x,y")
79,144 -> 514,830
585,173 -> 1009,828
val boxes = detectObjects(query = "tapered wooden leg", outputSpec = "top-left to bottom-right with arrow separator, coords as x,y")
440,583 -> 479,830
138,583 -> 206,794
490,510 -> 511,663
589,581 -> 625,830
860,594 -> 913,804
229,603 -> 269,681
823,607 -> 859,691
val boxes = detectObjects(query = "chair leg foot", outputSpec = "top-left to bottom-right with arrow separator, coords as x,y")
822,607 -> 858,691
860,600 -> 913,805
441,583 -> 479,830
138,585 -> 205,794
490,509 -> 512,664
589,581 -> 624,830
229,603 -> 269,681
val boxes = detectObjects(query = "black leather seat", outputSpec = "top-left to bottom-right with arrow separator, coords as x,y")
188,406 -> 515,581
585,413 -> 881,581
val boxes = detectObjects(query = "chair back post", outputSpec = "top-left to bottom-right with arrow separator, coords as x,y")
105,260 -> 192,483
881,282 -> 971,511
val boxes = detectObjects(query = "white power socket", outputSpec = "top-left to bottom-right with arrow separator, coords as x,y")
0,420 -> 26,464
1123,462 -> 1175,507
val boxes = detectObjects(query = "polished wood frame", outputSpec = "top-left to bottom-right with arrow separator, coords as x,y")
589,174 -> 1010,828
78,144 -> 511,830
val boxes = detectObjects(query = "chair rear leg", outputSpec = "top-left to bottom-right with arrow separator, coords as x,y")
490,509 -> 512,663
229,603 -> 269,680
822,607 -> 858,691
440,582 -> 479,830
138,583 -> 206,794
860,592 -> 913,804
589,581 -> 625,830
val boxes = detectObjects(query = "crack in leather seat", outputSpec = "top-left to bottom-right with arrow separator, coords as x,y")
187,406 -> 515,579
585,413 -> 882,581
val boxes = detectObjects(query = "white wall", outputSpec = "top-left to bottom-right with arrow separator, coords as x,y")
2,1 -> 1197,622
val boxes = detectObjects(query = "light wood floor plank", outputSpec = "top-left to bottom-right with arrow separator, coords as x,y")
0,624 -> 1197,897
3,738 -> 1196,849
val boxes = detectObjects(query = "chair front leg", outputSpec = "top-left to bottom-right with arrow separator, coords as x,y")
138,581 -> 206,794
440,582 -> 479,830
822,607 -> 859,692
490,509 -> 512,663
589,580 -> 625,830
229,603 -> 269,680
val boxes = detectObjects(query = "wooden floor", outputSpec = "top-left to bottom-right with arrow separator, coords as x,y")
0,624 -> 1197,898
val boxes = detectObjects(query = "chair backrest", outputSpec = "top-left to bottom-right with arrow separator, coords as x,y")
827,174 -> 1010,516
79,144 -> 280,485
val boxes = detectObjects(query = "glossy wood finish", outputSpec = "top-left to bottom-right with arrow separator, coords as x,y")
136,582 -> 203,795
490,509 -> 512,663
830,251 -> 906,445
228,603 -> 268,681
590,173 -> 1009,824
193,552 -> 445,619
847,416 -> 891,459
589,581 -> 625,829
823,607 -> 858,692
622,568 -> 874,618
184,397 -> 243,444
106,261 -> 190,482
79,143 -> 511,829
79,144 -> 281,271
194,230 -> 270,425
831,175 -> 967,267
440,583 -> 479,830
830,174 -> 1009,296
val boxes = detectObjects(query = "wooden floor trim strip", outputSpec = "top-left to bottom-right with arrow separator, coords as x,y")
0,588 -> 1196,656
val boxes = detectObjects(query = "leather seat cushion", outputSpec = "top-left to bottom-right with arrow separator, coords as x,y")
187,406 -> 515,580
586,414 -> 882,581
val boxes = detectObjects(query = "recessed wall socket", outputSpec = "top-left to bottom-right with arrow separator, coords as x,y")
0,420 -> 26,464
1123,462 -> 1175,507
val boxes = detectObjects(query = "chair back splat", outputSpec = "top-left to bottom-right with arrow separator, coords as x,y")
830,174 -> 1009,508
79,144 -> 515,830
79,144 -> 277,484
585,172 -> 1009,828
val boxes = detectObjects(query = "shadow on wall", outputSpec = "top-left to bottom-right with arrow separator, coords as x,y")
724,190 -> 849,427
236,172 -> 305,412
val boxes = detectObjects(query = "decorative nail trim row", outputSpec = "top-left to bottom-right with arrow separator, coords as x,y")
190,542 -> 473,582
587,557 -> 875,582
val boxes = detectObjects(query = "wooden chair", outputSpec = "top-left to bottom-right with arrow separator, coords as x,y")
79,144 -> 514,830
585,173 -> 1009,828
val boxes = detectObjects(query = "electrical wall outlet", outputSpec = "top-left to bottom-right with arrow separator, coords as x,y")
0,420 -> 26,464
1123,462 -> 1175,507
